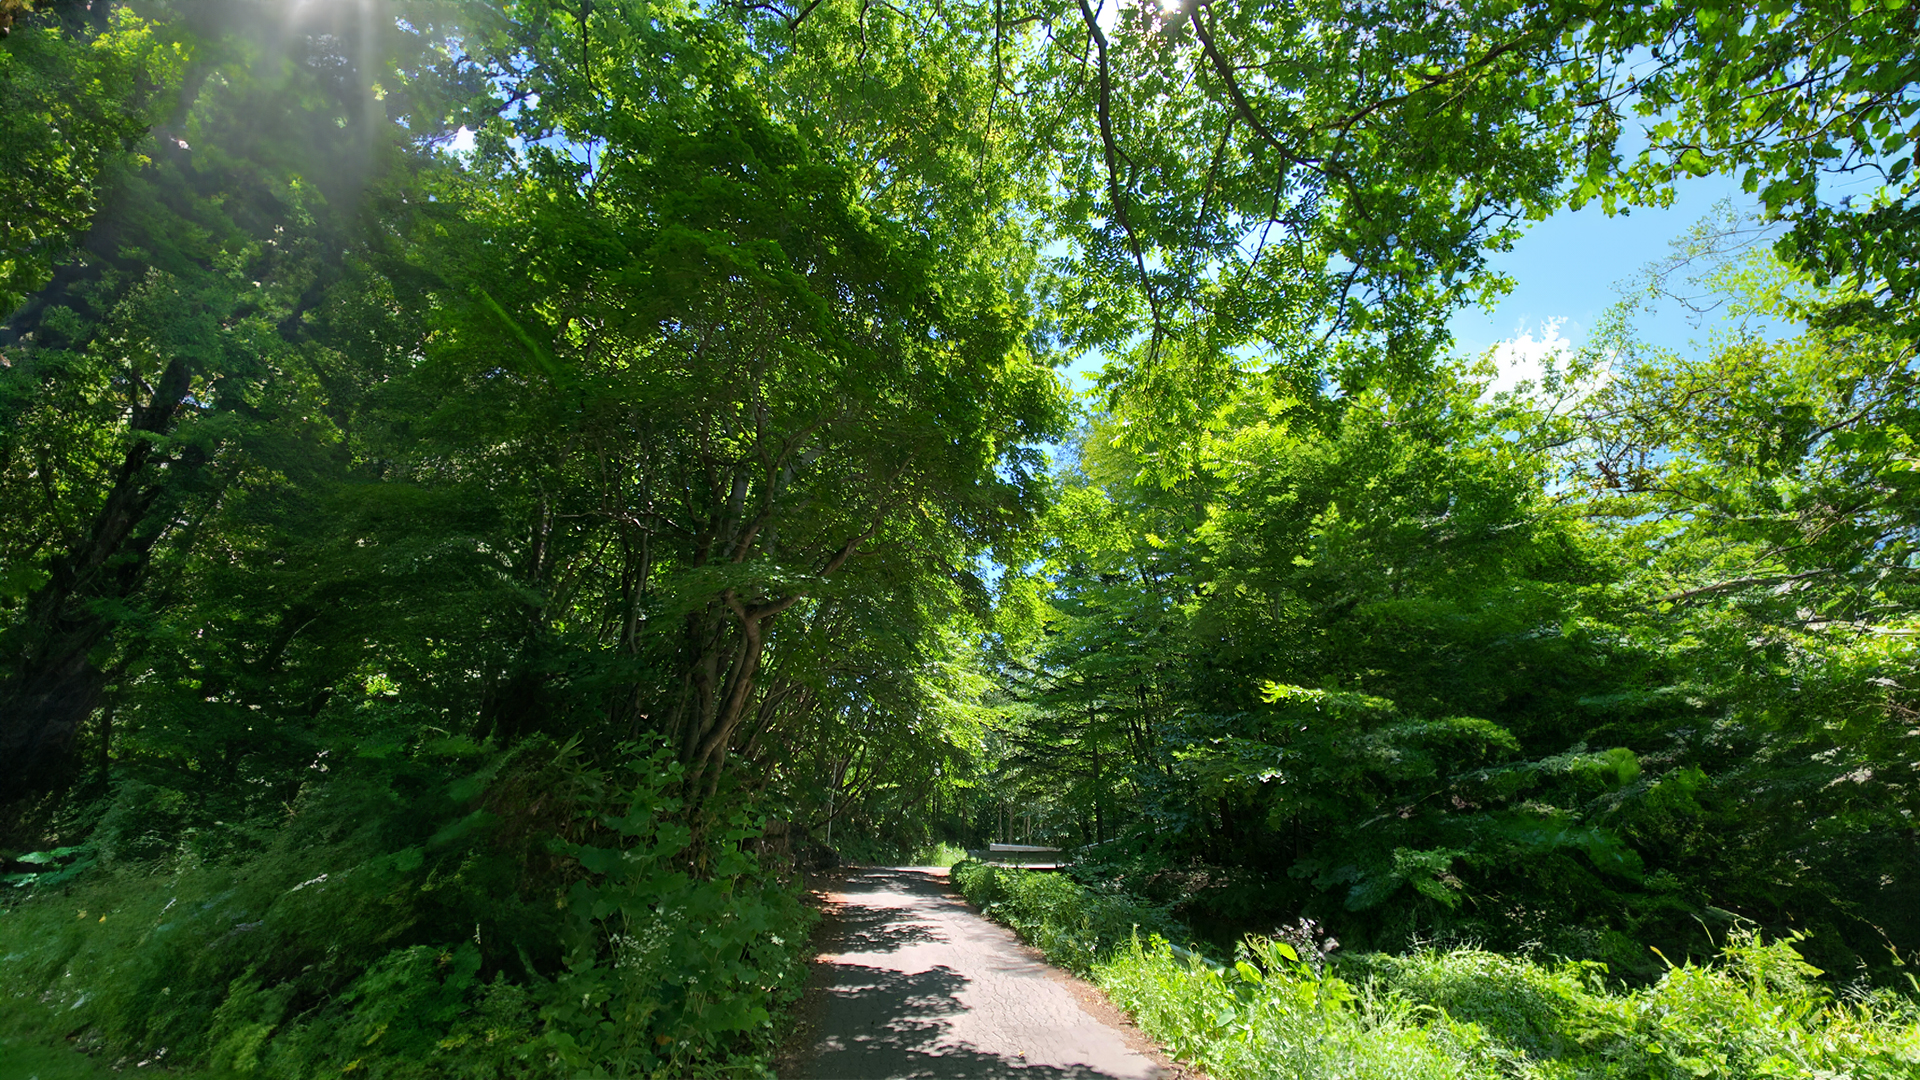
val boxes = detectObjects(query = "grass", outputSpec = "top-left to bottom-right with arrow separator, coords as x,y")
950,860 -> 1182,974
951,861 -> 1920,1080
906,841 -> 969,867
1100,934 -> 1499,1080
0,745 -> 812,1080
0,1030 -> 124,1080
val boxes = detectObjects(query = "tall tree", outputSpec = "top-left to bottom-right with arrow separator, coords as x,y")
0,0 -> 471,792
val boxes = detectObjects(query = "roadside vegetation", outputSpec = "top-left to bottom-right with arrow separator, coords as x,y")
956,862 -> 1920,1080
4,0 -> 1919,1076
1,742 -> 813,1078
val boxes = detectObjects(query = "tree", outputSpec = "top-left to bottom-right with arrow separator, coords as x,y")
0,1 -> 470,792
273,1 -> 1066,813
0,0 -> 180,313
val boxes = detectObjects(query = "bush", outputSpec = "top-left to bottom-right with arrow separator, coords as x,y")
1355,934 -> 1920,1078
950,860 -> 1184,974
908,841 -> 969,867
0,734 -> 555,1077
0,738 -> 812,1079
540,747 -> 813,1078
1100,934 -> 1501,1080
1351,948 -> 1594,1059
956,865 -> 1920,1080
827,836 -> 970,867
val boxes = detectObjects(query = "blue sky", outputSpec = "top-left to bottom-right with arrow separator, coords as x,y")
1452,173 -> 1759,393
1056,172 -> 1765,398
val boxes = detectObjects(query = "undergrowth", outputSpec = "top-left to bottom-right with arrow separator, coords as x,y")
907,841 -> 969,867
951,861 -> 1920,1080
826,837 -> 971,867
951,860 -> 1182,974
0,736 -> 812,1078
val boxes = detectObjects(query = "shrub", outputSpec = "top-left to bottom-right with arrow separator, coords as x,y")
1351,947 -> 1595,1058
540,747 -> 813,1078
1369,934 -> 1920,1078
907,841 -> 969,867
950,859 -> 1183,974
956,864 -> 1920,1080
1099,934 -> 1502,1080
0,735 -> 557,1077
0,738 -> 812,1079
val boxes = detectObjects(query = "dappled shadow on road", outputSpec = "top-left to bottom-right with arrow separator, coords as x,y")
817,868 -> 957,957
785,867 -> 1162,1079
835,866 -> 959,899
828,901 -> 946,955
793,962 -> 1123,1080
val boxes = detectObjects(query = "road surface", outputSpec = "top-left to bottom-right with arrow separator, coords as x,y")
780,867 -> 1177,1080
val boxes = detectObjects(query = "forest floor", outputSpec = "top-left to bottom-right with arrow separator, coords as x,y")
776,866 -> 1186,1080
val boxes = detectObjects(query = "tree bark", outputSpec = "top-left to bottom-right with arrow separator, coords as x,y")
0,356 -> 193,792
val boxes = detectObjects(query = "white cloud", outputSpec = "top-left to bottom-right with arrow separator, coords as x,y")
1485,317 -> 1573,398
449,126 -> 476,153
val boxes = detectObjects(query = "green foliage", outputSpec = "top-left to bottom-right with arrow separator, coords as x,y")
6,1 -> 1920,1077
1,844 -> 95,889
1104,931 -> 1920,1080
1360,934 -> 1920,1079
2,3 -> 1040,1070
542,747 -> 812,1078
1102,935 -> 1501,1080
1000,252 -> 1920,971
0,737 -> 557,1077
951,861 -> 1184,975
960,866 -> 1920,1080
908,842 -> 970,868
0,737 -> 811,1078
0,1030 -> 121,1078
0,3 -> 184,310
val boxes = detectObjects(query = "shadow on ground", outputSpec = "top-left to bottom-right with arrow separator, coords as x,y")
790,868 -> 1146,1080
827,901 -> 946,956
796,962 -> 1123,1079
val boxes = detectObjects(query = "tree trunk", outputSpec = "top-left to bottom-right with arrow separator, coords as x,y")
0,356 -> 193,792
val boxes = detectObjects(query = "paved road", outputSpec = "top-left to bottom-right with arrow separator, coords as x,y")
783,867 -> 1172,1080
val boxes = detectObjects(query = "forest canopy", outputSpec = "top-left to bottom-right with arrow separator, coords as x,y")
1,0 -> 1916,1076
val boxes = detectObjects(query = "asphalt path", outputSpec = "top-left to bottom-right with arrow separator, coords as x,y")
780,867 -> 1177,1080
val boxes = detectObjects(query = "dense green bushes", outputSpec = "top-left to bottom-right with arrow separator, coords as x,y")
540,748 -> 813,1077
950,860 -> 1183,973
0,739 -> 811,1078
954,863 -> 1920,1080
825,838 -> 972,868
1107,935 -> 1920,1080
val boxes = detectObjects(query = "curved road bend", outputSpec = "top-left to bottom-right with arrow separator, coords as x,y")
781,867 -> 1176,1080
